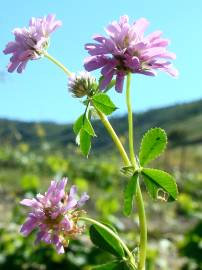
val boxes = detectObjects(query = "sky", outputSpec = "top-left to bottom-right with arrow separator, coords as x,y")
0,0 -> 202,123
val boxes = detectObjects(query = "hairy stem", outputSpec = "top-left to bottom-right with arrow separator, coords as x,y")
80,216 -> 136,269
126,74 -> 147,270
43,51 -> 72,77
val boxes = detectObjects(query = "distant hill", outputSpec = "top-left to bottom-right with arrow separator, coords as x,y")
0,99 -> 202,151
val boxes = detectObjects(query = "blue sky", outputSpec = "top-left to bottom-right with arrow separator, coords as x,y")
0,0 -> 201,123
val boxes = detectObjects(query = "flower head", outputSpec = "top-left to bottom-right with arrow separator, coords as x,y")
20,178 -> 89,254
84,15 -> 178,93
3,14 -> 62,73
68,71 -> 96,98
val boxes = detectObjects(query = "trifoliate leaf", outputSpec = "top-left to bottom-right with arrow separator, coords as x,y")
89,223 -> 124,258
139,128 -> 167,166
123,172 -> 138,216
141,168 -> 178,201
73,114 -> 96,137
92,93 -> 117,115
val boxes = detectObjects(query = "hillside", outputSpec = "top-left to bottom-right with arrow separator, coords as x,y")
0,99 -> 202,150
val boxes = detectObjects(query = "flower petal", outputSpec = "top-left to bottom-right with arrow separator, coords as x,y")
20,217 -> 37,236
115,72 -> 125,93
84,56 -> 108,71
77,192 -> 90,207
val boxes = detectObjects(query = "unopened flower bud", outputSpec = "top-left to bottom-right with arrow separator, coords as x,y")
68,71 -> 96,98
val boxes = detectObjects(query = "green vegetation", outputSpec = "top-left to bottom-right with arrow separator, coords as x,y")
0,99 -> 202,269
1,99 -> 202,151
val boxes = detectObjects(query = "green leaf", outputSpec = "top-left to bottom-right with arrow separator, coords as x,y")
73,114 -> 96,137
142,174 -> 159,200
73,114 -> 83,135
123,173 -> 138,216
139,128 -> 167,166
80,128 -> 91,157
84,116 -> 96,136
141,168 -> 178,201
92,93 -> 117,115
92,261 -> 130,270
89,223 -> 124,258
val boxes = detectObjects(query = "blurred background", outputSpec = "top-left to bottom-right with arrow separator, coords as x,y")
0,1 -> 202,269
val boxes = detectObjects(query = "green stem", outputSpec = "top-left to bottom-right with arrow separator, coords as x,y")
136,184 -> 147,270
80,216 -> 136,269
126,74 -> 147,270
43,51 -> 72,77
126,73 -> 137,169
95,108 -> 131,167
